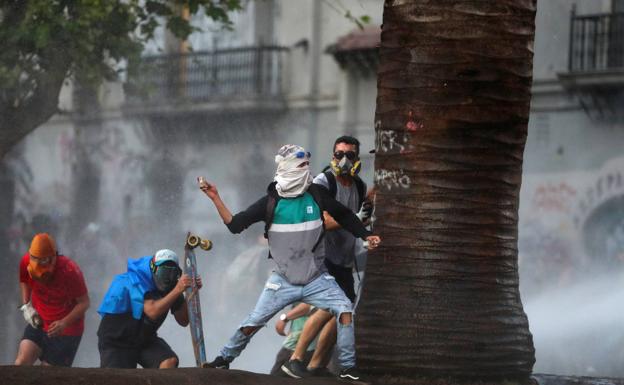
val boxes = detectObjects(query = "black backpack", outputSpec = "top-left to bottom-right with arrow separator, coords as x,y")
321,169 -> 366,209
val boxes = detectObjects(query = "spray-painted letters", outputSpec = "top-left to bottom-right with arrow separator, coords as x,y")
376,129 -> 411,154
531,183 -> 577,213
375,169 -> 411,190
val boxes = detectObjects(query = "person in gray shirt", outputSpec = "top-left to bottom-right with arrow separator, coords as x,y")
281,136 -> 373,379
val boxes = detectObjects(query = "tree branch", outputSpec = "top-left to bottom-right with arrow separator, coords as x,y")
0,54 -> 70,159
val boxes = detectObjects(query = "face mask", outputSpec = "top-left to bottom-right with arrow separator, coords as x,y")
27,256 -> 56,283
337,157 -> 353,175
274,146 -> 313,198
330,157 -> 362,177
153,264 -> 181,293
275,168 -> 312,198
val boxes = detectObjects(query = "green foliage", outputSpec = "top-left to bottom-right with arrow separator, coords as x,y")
321,0 -> 371,30
344,10 -> 371,30
0,0 -> 242,107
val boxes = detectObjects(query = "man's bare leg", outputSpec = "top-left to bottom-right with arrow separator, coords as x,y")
159,357 -> 179,368
14,339 -> 41,365
290,309 -> 333,361
307,316 -> 337,369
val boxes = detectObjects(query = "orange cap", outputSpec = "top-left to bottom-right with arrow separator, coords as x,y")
29,233 -> 57,258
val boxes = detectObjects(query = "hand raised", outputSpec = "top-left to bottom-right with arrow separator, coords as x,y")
365,235 -> 381,250
197,177 -> 219,200
175,273 -> 193,294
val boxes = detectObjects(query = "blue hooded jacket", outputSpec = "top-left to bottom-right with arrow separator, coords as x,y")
98,256 -> 156,319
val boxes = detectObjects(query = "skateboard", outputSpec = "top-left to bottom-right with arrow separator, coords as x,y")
184,232 -> 212,368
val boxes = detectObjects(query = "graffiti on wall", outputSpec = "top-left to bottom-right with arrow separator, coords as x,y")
519,158 -> 624,295
531,182 -> 577,213
572,170 -> 624,229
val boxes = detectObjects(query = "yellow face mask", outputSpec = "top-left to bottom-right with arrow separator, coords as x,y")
330,158 -> 362,177
27,255 -> 56,283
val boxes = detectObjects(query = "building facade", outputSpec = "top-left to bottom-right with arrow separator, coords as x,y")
520,0 -> 624,376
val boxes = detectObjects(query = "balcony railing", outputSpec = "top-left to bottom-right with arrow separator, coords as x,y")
125,46 -> 289,106
569,10 -> 624,72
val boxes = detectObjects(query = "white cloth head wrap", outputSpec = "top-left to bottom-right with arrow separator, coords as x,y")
274,144 -> 312,198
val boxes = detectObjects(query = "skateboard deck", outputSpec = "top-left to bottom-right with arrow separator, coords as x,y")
184,232 -> 212,368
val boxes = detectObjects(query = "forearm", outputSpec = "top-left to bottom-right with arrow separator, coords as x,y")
173,300 -> 189,326
326,202 -> 370,239
286,303 -> 312,320
323,212 -> 340,231
19,283 -> 31,305
144,289 -> 183,320
62,296 -> 90,325
320,187 -> 369,238
225,196 -> 267,233
212,195 -> 233,224
340,215 -> 371,239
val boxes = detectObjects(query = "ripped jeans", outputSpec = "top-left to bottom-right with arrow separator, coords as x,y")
219,271 -> 356,369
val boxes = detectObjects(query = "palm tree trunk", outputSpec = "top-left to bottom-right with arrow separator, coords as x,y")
357,0 -> 537,380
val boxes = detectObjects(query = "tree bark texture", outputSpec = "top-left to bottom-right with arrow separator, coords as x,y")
356,0 -> 537,380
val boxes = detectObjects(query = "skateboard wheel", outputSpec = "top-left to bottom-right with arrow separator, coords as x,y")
187,235 -> 200,248
200,239 -> 212,251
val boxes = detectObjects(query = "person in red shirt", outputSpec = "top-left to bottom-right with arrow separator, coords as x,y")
14,233 -> 90,366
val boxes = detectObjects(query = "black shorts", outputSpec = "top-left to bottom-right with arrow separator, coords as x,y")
324,259 -> 356,303
98,337 -> 178,368
22,324 -> 81,367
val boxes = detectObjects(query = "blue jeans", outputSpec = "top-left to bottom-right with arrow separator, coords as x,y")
219,272 -> 356,369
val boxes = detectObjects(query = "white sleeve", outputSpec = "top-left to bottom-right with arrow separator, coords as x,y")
312,172 -> 330,189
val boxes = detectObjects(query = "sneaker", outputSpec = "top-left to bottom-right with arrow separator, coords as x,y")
338,367 -> 366,382
281,359 -> 311,378
206,356 -> 230,369
308,366 -> 334,377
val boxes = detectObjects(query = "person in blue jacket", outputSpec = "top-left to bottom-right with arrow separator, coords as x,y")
97,249 -> 200,368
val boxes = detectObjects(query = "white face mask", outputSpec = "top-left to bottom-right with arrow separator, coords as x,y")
274,145 -> 312,198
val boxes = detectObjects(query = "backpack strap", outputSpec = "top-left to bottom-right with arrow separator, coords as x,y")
307,184 -> 325,221
264,182 -> 279,239
353,175 -> 366,209
307,184 -> 326,253
323,170 -> 338,198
